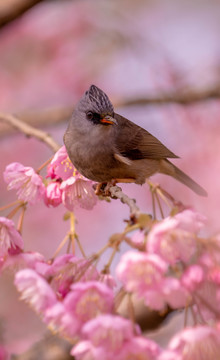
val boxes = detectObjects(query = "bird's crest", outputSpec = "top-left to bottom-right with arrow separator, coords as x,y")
85,85 -> 114,114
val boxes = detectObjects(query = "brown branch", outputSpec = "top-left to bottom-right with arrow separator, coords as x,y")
0,0 -> 45,29
1,84 -> 220,139
109,185 -> 141,217
0,112 -> 60,152
115,84 -> 220,107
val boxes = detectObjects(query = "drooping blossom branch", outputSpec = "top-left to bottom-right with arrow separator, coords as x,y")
2,139 -> 220,359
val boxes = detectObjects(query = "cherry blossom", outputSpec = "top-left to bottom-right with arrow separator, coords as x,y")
61,176 -> 97,210
0,217 -> 24,256
47,145 -> 74,180
72,314 -> 161,360
147,210 -> 203,265
65,281 -> 114,322
0,251 -> 45,274
168,326 -> 220,360
116,251 -> 168,310
41,255 -> 99,298
14,269 -> 57,315
45,282 -> 114,340
4,162 -> 45,204
44,181 -> 62,207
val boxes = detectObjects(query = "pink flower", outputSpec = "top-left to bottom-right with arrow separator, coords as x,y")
174,209 -> 206,233
147,210 -> 203,265
161,277 -> 189,309
181,265 -> 204,292
72,315 -> 136,358
131,230 -> 145,248
44,181 -> 62,207
47,145 -> 75,180
193,279 -> 220,322
71,341 -> 106,360
181,265 -> 220,322
116,251 -> 189,310
117,336 -> 161,360
47,282 -> 114,340
0,217 -> 23,256
116,251 -> 168,310
168,326 -> 220,360
1,251 -> 45,274
14,269 -> 57,316
65,281 -> 114,322
72,315 -> 160,360
42,255 -> 99,298
61,176 -> 97,210
81,315 -> 137,349
99,273 -> 117,289
4,162 -> 45,204
158,350 -> 182,360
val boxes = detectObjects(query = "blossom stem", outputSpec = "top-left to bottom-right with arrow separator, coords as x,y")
123,223 -> 140,234
190,305 -> 198,325
36,156 -> 54,174
157,187 -> 175,208
94,242 -> 112,260
151,190 -> 156,220
69,212 -> 75,255
0,200 -> 23,212
17,204 -> 27,233
7,202 -> 26,219
75,233 -> 87,258
114,287 -> 127,311
51,233 -> 69,259
155,190 -> 164,218
127,294 -> 136,331
104,235 -> 124,271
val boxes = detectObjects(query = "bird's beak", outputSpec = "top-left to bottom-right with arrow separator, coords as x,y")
100,115 -> 118,125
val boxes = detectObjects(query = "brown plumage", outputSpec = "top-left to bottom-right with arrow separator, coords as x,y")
64,85 -> 207,196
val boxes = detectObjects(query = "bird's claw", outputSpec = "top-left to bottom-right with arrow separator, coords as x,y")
95,180 -> 117,196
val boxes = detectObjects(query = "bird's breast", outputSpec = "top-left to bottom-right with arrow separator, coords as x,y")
64,127 -> 116,182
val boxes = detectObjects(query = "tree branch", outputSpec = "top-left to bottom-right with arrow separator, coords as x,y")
0,84 -> 220,138
109,185 -> 141,217
0,0 -> 45,29
0,112 -> 60,152
116,84 -> 220,107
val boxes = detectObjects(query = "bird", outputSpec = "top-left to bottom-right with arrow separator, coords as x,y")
64,84 -> 207,196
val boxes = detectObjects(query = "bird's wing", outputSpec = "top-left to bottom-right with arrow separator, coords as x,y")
114,113 -> 179,160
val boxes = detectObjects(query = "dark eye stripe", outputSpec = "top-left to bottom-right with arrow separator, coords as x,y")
86,112 -> 101,124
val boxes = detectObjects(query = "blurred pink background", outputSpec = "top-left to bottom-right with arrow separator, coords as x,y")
0,0 -> 220,355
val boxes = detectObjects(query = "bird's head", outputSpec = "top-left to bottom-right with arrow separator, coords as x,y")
75,85 -> 118,126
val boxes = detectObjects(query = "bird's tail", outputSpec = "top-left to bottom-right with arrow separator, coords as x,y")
160,159 -> 207,197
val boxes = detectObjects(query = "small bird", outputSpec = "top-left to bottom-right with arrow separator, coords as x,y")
64,85 -> 207,196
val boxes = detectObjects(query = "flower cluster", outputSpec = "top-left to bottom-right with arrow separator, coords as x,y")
3,146 -> 97,211
14,255 -> 114,342
46,146 -> 97,210
117,209 -> 220,323
2,149 -> 220,359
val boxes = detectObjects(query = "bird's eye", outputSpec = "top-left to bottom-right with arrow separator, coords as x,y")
86,111 -> 94,120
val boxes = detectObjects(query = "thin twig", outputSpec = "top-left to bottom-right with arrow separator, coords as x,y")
0,112 -> 60,153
